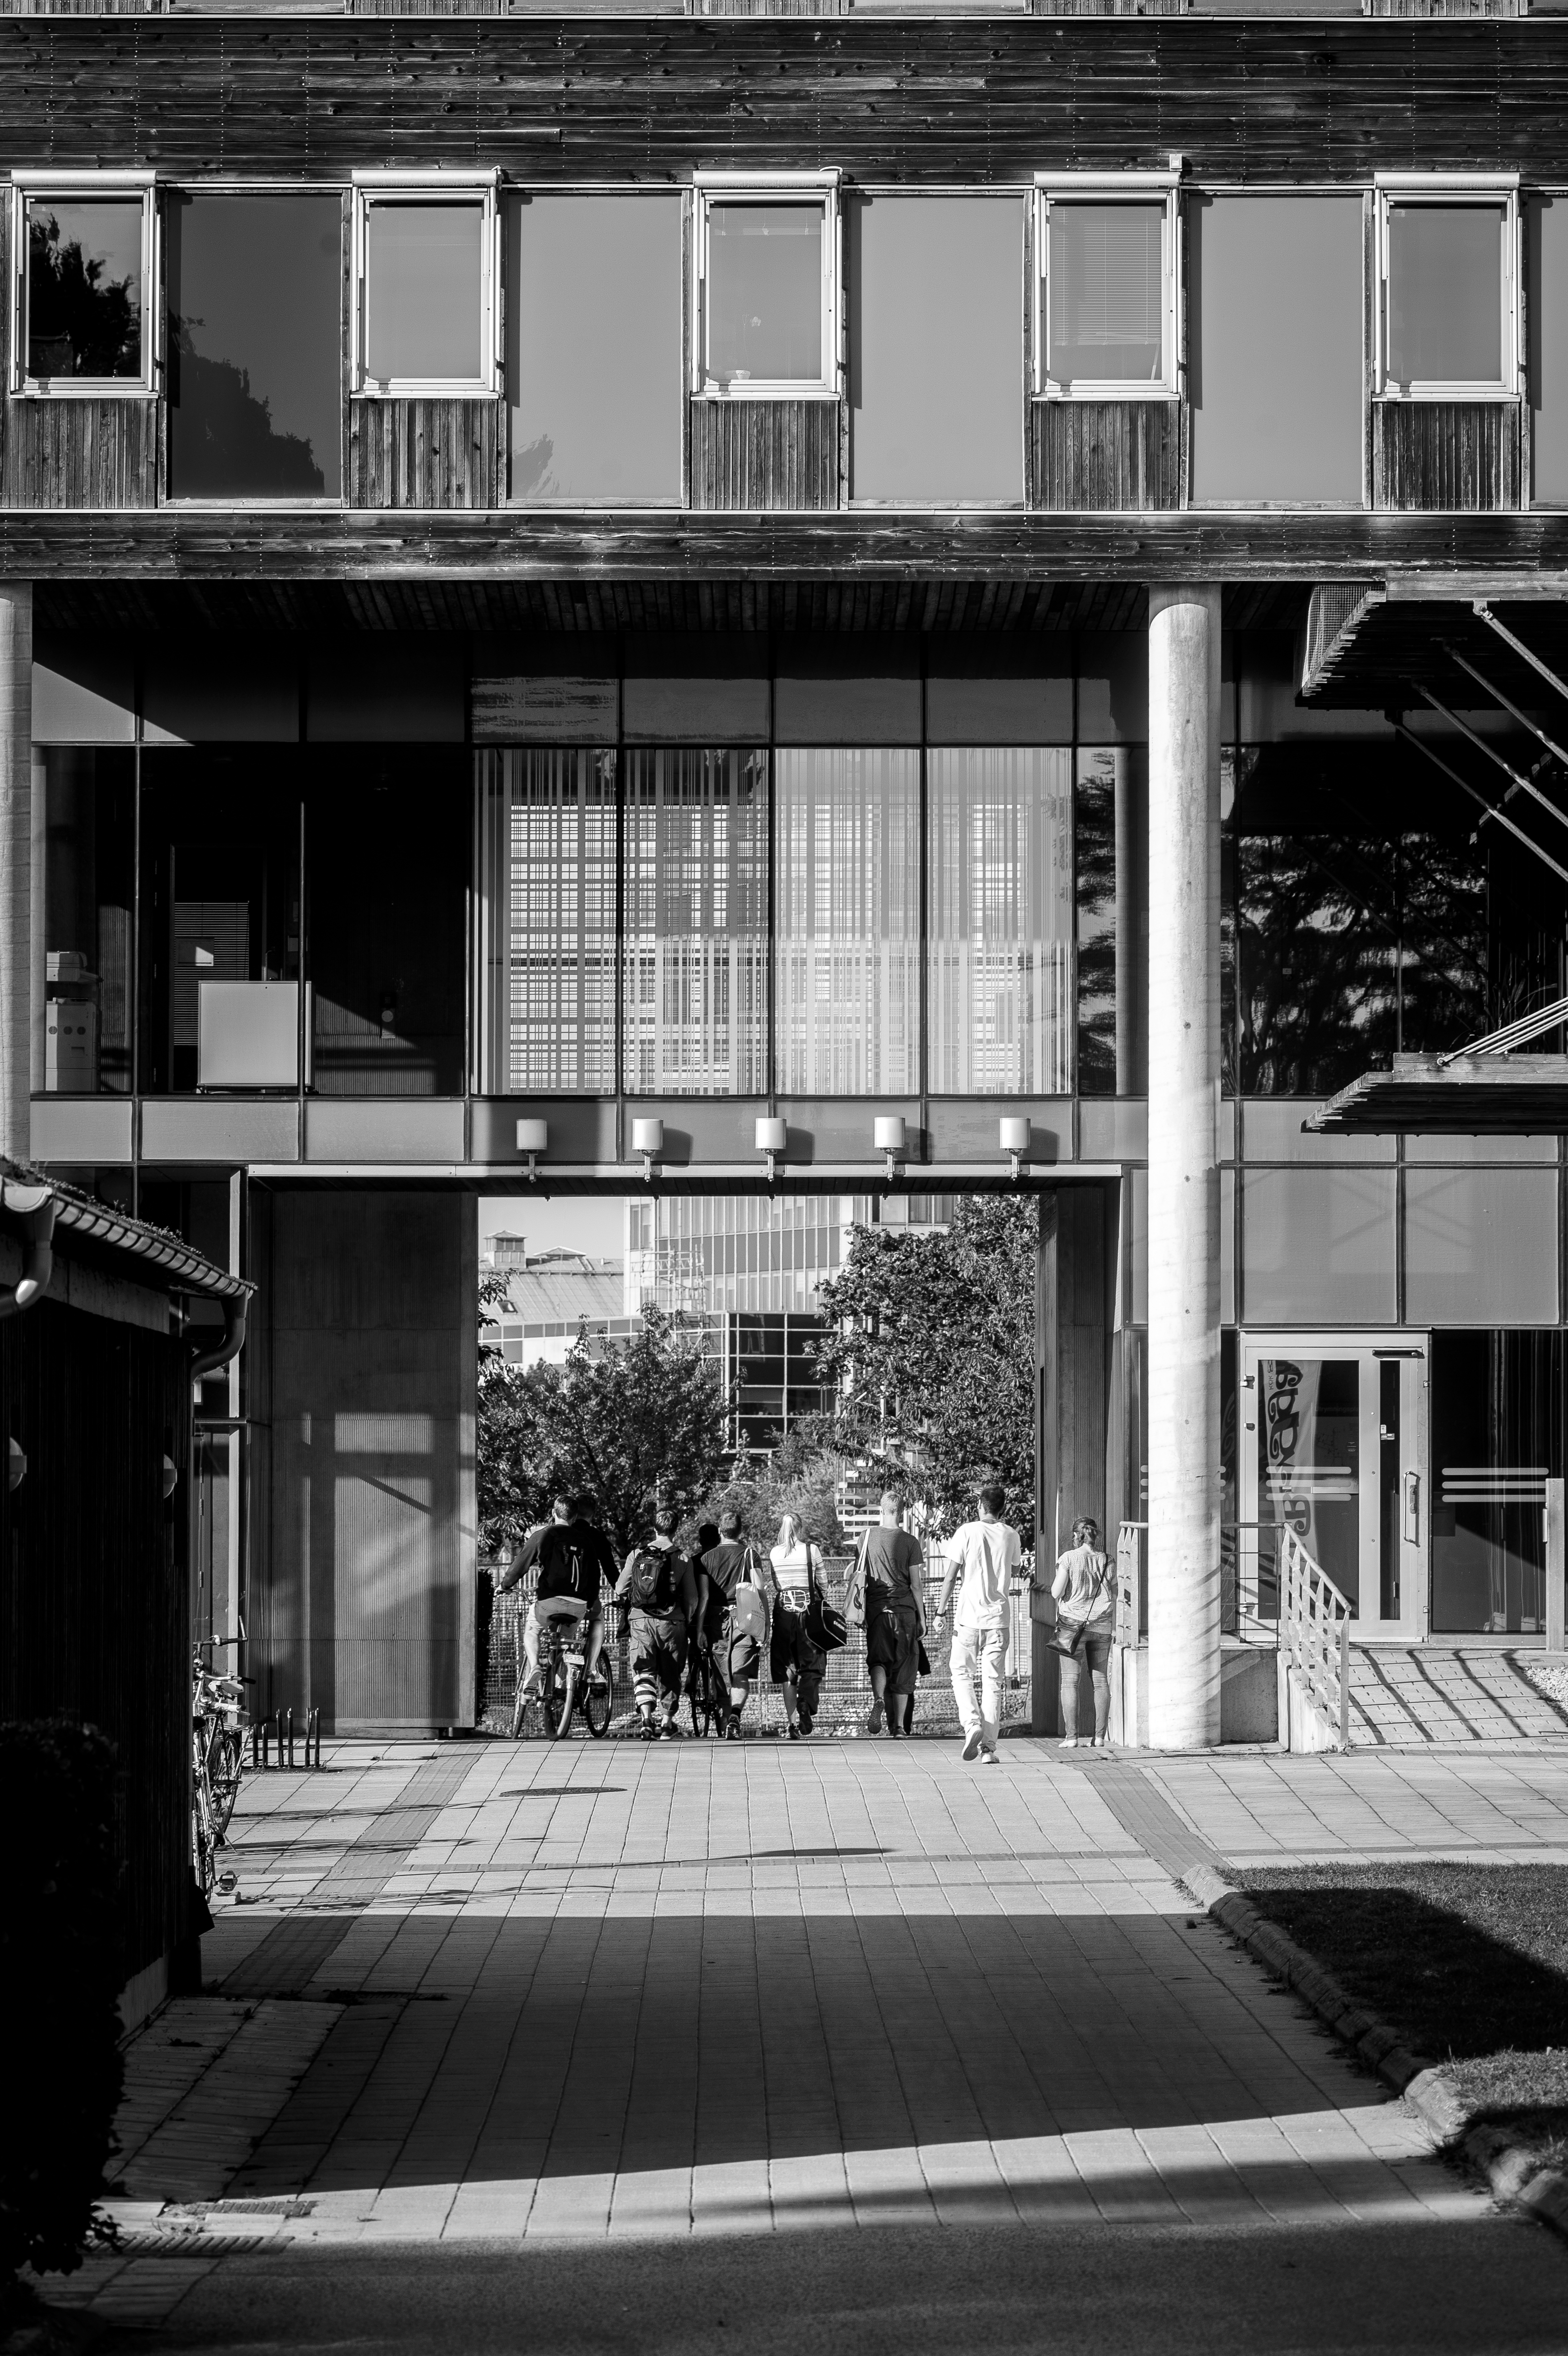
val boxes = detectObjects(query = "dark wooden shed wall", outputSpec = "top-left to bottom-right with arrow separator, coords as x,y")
0,1295 -> 192,1994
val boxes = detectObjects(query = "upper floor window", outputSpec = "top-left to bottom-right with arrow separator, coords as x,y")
11,173 -> 156,395
352,173 -> 497,397
693,172 -> 839,399
1376,175 -> 1518,399
1034,175 -> 1179,400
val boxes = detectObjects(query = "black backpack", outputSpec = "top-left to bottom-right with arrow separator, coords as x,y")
624,1544 -> 682,1615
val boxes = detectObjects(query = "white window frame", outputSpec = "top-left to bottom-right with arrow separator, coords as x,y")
1033,172 -> 1180,403
9,171 -> 158,398
1374,172 -> 1520,403
691,169 -> 840,402
350,170 -> 500,399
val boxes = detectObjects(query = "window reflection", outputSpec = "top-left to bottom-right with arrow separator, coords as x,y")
622,750 -> 768,1096
475,749 -> 617,1095
39,749 -> 134,1095
927,748 -> 1072,1094
26,197 -> 142,382
774,748 -> 919,1096
364,201 -> 484,387
1431,1330 -> 1560,1635
168,194 -> 342,500
1075,747 -> 1146,1097
707,202 -> 824,386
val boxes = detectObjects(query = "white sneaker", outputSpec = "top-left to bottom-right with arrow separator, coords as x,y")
1060,1735 -> 1080,1749
961,1727 -> 983,1761
980,1745 -> 999,1767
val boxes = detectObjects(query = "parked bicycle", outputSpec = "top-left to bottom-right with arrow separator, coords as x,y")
512,1597 -> 613,1741
192,1641 -> 250,1898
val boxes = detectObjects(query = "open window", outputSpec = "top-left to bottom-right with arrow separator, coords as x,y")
692,171 -> 839,399
352,173 -> 498,397
1375,175 -> 1519,400
1034,174 -> 1179,400
10,172 -> 156,395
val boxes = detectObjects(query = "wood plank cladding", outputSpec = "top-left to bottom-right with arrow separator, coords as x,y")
0,22 -> 1566,184
1032,401 -> 1180,513
1372,403 -> 1521,512
2,400 -> 158,511
348,399 -> 499,511
5,506 -> 1568,584
690,400 -> 839,512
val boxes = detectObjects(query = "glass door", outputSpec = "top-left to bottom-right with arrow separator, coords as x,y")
1240,1333 -> 1427,1641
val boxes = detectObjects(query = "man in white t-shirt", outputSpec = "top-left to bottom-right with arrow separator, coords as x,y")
933,1481 -> 1022,1764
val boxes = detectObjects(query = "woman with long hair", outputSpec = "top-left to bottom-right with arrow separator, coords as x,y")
769,1512 -> 827,1740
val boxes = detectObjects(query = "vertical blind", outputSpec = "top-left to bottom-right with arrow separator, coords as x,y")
774,748 -> 920,1096
927,747 -> 1073,1094
622,749 -> 768,1095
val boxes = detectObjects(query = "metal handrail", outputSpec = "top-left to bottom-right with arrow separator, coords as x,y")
1278,1527 -> 1353,1751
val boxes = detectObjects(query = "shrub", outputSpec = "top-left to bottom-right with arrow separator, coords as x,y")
0,1720 -> 123,2316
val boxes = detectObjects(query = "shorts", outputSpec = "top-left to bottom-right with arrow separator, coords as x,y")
769,1604 -> 826,1691
531,1592 -> 593,1629
628,1607 -> 687,1705
704,1610 -> 760,1687
866,1603 -> 921,1694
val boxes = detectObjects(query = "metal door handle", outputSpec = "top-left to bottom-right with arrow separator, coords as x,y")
1403,1470 -> 1420,1544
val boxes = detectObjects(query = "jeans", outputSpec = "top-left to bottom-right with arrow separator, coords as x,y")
950,1624 -> 1008,1747
1057,1620 -> 1114,1740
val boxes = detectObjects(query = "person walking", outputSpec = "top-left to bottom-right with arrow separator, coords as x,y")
846,1491 -> 925,1738
932,1482 -> 1020,1765
697,1508 -> 767,1740
613,1506 -> 699,1740
1051,1515 -> 1116,1749
769,1512 -> 827,1740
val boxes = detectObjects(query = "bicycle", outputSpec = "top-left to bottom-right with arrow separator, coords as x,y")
191,1641 -> 250,1898
512,1601 -> 613,1742
686,1635 -> 722,1738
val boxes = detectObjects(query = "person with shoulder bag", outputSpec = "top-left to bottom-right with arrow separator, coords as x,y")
768,1513 -> 829,1740
697,1508 -> 768,1742
1049,1515 -> 1115,1749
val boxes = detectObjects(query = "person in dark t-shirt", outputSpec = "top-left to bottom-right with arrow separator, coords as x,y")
499,1494 -> 617,1698
697,1508 -> 766,1741
847,1491 -> 926,1737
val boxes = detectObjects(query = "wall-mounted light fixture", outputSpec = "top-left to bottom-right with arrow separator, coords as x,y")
632,1118 -> 664,1184
8,1436 -> 25,1492
755,1116 -> 787,1184
515,1118 -> 548,1183
162,1452 -> 179,1501
873,1115 -> 907,1185
1000,1116 -> 1030,1184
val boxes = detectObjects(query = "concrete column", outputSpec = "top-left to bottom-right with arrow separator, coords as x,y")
0,584 -> 33,1165
1146,584 -> 1222,1751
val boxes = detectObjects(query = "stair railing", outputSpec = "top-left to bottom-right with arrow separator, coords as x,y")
1279,1527 -> 1353,1751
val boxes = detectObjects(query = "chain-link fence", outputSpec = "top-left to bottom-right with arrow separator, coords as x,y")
478,1557 -> 1035,1739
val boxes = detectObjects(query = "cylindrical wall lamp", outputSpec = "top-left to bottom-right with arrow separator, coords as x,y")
515,1118 -> 548,1181
755,1116 -> 787,1181
874,1115 -> 907,1182
631,1118 -> 664,1183
999,1116 -> 1030,1182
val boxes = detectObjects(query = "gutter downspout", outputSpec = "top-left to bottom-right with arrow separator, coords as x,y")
0,1180 -> 54,1321
188,1295 -> 247,1390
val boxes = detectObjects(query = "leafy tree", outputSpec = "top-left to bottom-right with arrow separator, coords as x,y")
703,1414 -> 849,1558
814,1195 -> 1036,1540
479,1303 -> 730,1563
27,212 -> 139,378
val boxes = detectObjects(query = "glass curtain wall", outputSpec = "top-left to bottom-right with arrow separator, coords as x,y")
774,749 -> 920,1096
475,749 -> 617,1094
622,750 -> 768,1095
39,749 -> 135,1095
927,748 -> 1073,1095
1431,1330 -> 1562,1635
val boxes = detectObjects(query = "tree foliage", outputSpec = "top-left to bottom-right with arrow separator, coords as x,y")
702,1413 -> 849,1558
814,1195 -> 1036,1539
478,1302 -> 730,1562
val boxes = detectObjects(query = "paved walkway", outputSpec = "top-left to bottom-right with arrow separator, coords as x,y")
47,1736 -> 1568,2351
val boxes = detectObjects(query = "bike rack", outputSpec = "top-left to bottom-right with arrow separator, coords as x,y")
307,1706 -> 322,1768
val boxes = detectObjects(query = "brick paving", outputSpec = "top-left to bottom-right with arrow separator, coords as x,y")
46,1733 -> 1568,2340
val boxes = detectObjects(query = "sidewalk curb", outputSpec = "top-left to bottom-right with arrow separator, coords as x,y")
1184,1862 -> 1568,2245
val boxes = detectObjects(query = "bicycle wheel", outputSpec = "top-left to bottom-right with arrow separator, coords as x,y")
547,1660 -> 578,1741
210,1729 -> 245,1841
191,1731 -> 218,1898
583,1667 -> 612,1740
687,1656 -> 714,1739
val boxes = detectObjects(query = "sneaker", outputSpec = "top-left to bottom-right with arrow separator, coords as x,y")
980,1746 -> 999,1767
518,1670 -> 543,1702
723,1719 -> 742,1743
1060,1735 -> 1080,1749
866,1706 -> 884,1735
961,1727 -> 983,1762
637,1712 -> 658,1739
787,1722 -> 802,1742
659,1718 -> 683,1740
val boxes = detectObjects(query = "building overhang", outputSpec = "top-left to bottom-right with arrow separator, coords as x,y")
1306,1055 -> 1568,1137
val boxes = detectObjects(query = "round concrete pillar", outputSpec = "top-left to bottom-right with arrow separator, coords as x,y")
1146,583 -> 1222,1752
0,582 -> 33,1167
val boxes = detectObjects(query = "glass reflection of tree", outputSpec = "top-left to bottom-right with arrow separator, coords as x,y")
1233,803 -> 1491,1097
28,210 -> 139,378
168,319 -> 325,496
1074,765 -> 1116,1092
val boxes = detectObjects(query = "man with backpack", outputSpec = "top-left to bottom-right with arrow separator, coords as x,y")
697,1508 -> 768,1742
502,1494 -> 617,1702
613,1505 -> 700,1740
